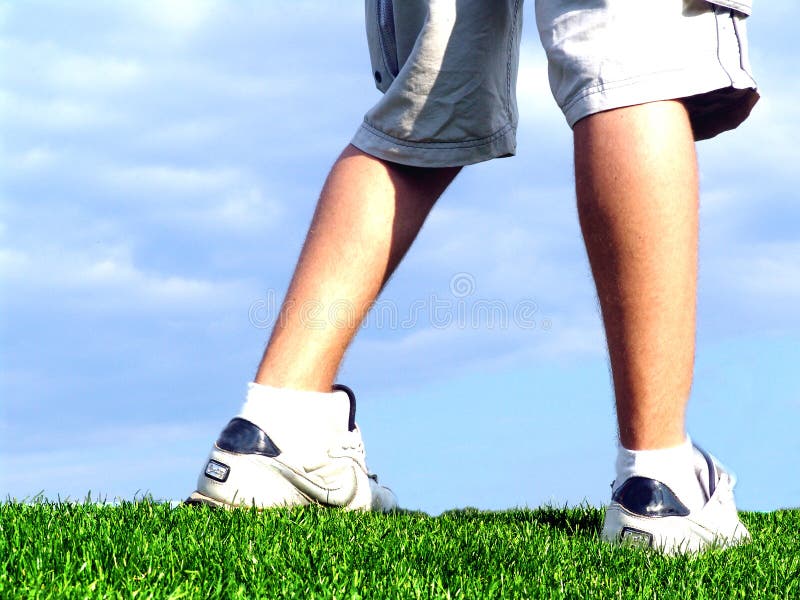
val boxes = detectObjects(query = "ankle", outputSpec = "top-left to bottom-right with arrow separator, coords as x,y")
254,366 -> 335,393
238,382 -> 350,451
619,428 -> 688,451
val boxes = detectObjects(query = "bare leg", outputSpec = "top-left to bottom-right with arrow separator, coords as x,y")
574,101 -> 698,450
255,145 -> 460,391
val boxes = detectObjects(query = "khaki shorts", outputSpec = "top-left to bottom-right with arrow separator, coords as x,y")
351,0 -> 759,168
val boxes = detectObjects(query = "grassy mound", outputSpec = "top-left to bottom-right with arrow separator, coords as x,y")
1,501 -> 797,598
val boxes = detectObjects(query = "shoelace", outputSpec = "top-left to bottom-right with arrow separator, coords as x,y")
334,429 -> 367,468
710,469 -> 736,504
335,427 -> 383,482
340,431 -> 365,453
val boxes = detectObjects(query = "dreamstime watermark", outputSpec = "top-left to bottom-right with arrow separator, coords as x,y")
248,272 -> 552,332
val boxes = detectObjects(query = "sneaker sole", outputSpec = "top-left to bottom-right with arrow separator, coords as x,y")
183,490 -> 309,510
184,490 -> 235,509
191,447 -> 397,511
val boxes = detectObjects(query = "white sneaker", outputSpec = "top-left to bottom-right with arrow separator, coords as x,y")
186,384 -> 397,512
602,445 -> 751,554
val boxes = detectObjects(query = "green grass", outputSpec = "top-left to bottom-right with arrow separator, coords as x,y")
1,501 -> 798,599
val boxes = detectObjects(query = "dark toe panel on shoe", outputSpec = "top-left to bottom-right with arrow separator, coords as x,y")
215,418 -> 281,457
612,476 -> 690,517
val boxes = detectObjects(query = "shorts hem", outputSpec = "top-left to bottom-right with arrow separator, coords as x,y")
351,121 -> 517,168
562,67 -> 757,139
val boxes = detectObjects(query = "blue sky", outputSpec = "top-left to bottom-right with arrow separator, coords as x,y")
1,1 -> 798,514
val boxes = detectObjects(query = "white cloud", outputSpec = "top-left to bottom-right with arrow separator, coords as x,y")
697,238 -> 800,337
404,184 -> 591,309
93,162 -> 285,232
724,241 -> 800,300
137,117 -> 228,149
197,186 -> 285,232
0,420 -> 216,500
131,0 -> 222,39
0,1 -> 10,27
47,53 -> 145,91
0,248 -> 29,277
2,145 -> 57,171
516,44 -> 562,123
415,204 -> 551,273
102,163 -> 243,195
346,307 -> 605,390
0,90 -> 121,131
0,243 -> 251,315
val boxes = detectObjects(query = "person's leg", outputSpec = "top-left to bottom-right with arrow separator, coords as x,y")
540,0 -> 755,551
190,0 -> 520,512
574,100 -> 698,451
188,146 -> 459,510
255,144 -> 460,391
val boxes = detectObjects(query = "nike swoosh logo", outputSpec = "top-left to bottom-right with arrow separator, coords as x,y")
273,460 -> 358,507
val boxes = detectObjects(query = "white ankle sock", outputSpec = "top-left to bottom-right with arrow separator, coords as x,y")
238,383 -> 350,452
614,436 -> 706,513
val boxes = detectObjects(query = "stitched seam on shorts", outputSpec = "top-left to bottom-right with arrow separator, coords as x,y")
713,7 -> 735,88
561,62 -> 750,123
359,121 -> 514,149
561,67 -> 690,116
731,10 -> 746,72
376,0 -> 396,81
504,0 -> 522,119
